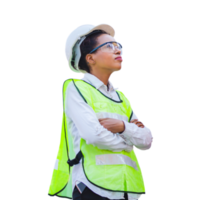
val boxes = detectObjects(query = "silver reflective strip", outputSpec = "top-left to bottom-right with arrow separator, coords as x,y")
54,159 -> 59,170
95,154 -> 138,170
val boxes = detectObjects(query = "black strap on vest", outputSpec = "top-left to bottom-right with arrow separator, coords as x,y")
67,150 -> 83,167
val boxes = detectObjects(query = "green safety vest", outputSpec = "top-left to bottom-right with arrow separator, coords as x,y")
48,78 -> 145,199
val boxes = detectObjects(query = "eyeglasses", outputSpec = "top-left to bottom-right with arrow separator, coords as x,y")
89,41 -> 123,54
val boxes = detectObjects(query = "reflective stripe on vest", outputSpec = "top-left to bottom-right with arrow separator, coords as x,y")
95,154 -> 138,171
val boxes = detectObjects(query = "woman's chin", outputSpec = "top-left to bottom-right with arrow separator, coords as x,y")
118,63 -> 124,70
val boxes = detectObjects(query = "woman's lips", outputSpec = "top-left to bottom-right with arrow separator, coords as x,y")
115,56 -> 123,61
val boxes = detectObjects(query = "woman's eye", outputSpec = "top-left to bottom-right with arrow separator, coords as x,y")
106,44 -> 113,49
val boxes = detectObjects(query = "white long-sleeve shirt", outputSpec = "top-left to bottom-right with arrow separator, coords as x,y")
65,72 -> 153,200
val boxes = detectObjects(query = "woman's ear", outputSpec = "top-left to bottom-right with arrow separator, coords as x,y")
86,54 -> 95,66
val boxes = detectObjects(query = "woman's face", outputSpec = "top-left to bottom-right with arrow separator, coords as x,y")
87,34 -> 122,73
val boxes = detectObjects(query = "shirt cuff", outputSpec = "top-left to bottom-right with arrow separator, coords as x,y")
119,120 -> 138,138
119,120 -> 133,146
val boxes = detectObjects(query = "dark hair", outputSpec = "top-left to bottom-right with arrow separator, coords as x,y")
78,30 -> 108,73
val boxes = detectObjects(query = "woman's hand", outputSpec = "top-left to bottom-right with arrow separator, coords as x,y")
98,118 -> 125,134
130,119 -> 145,128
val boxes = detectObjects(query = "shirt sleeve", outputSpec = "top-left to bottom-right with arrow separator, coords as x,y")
65,82 -> 133,153
119,110 -> 153,150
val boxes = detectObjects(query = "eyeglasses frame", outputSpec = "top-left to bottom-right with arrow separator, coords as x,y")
89,41 -> 122,54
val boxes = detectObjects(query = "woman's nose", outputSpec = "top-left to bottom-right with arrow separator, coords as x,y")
114,48 -> 122,55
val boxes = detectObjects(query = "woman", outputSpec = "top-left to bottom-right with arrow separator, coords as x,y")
48,24 -> 153,200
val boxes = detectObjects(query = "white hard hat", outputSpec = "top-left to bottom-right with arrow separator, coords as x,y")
65,24 -> 115,73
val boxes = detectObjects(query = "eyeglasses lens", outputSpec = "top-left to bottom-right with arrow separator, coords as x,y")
101,42 -> 122,53
113,43 -> 122,55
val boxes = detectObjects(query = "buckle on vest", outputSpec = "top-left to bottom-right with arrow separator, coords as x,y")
67,158 -> 79,167
67,151 -> 83,167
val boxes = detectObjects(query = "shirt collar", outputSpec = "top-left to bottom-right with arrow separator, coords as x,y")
82,72 -> 119,91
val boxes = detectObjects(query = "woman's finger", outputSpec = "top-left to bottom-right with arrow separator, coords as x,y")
130,120 -> 144,128
139,124 -> 144,128
135,123 -> 144,127
136,121 -> 143,125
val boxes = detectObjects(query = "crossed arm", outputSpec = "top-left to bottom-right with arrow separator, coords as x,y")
98,118 -> 144,133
